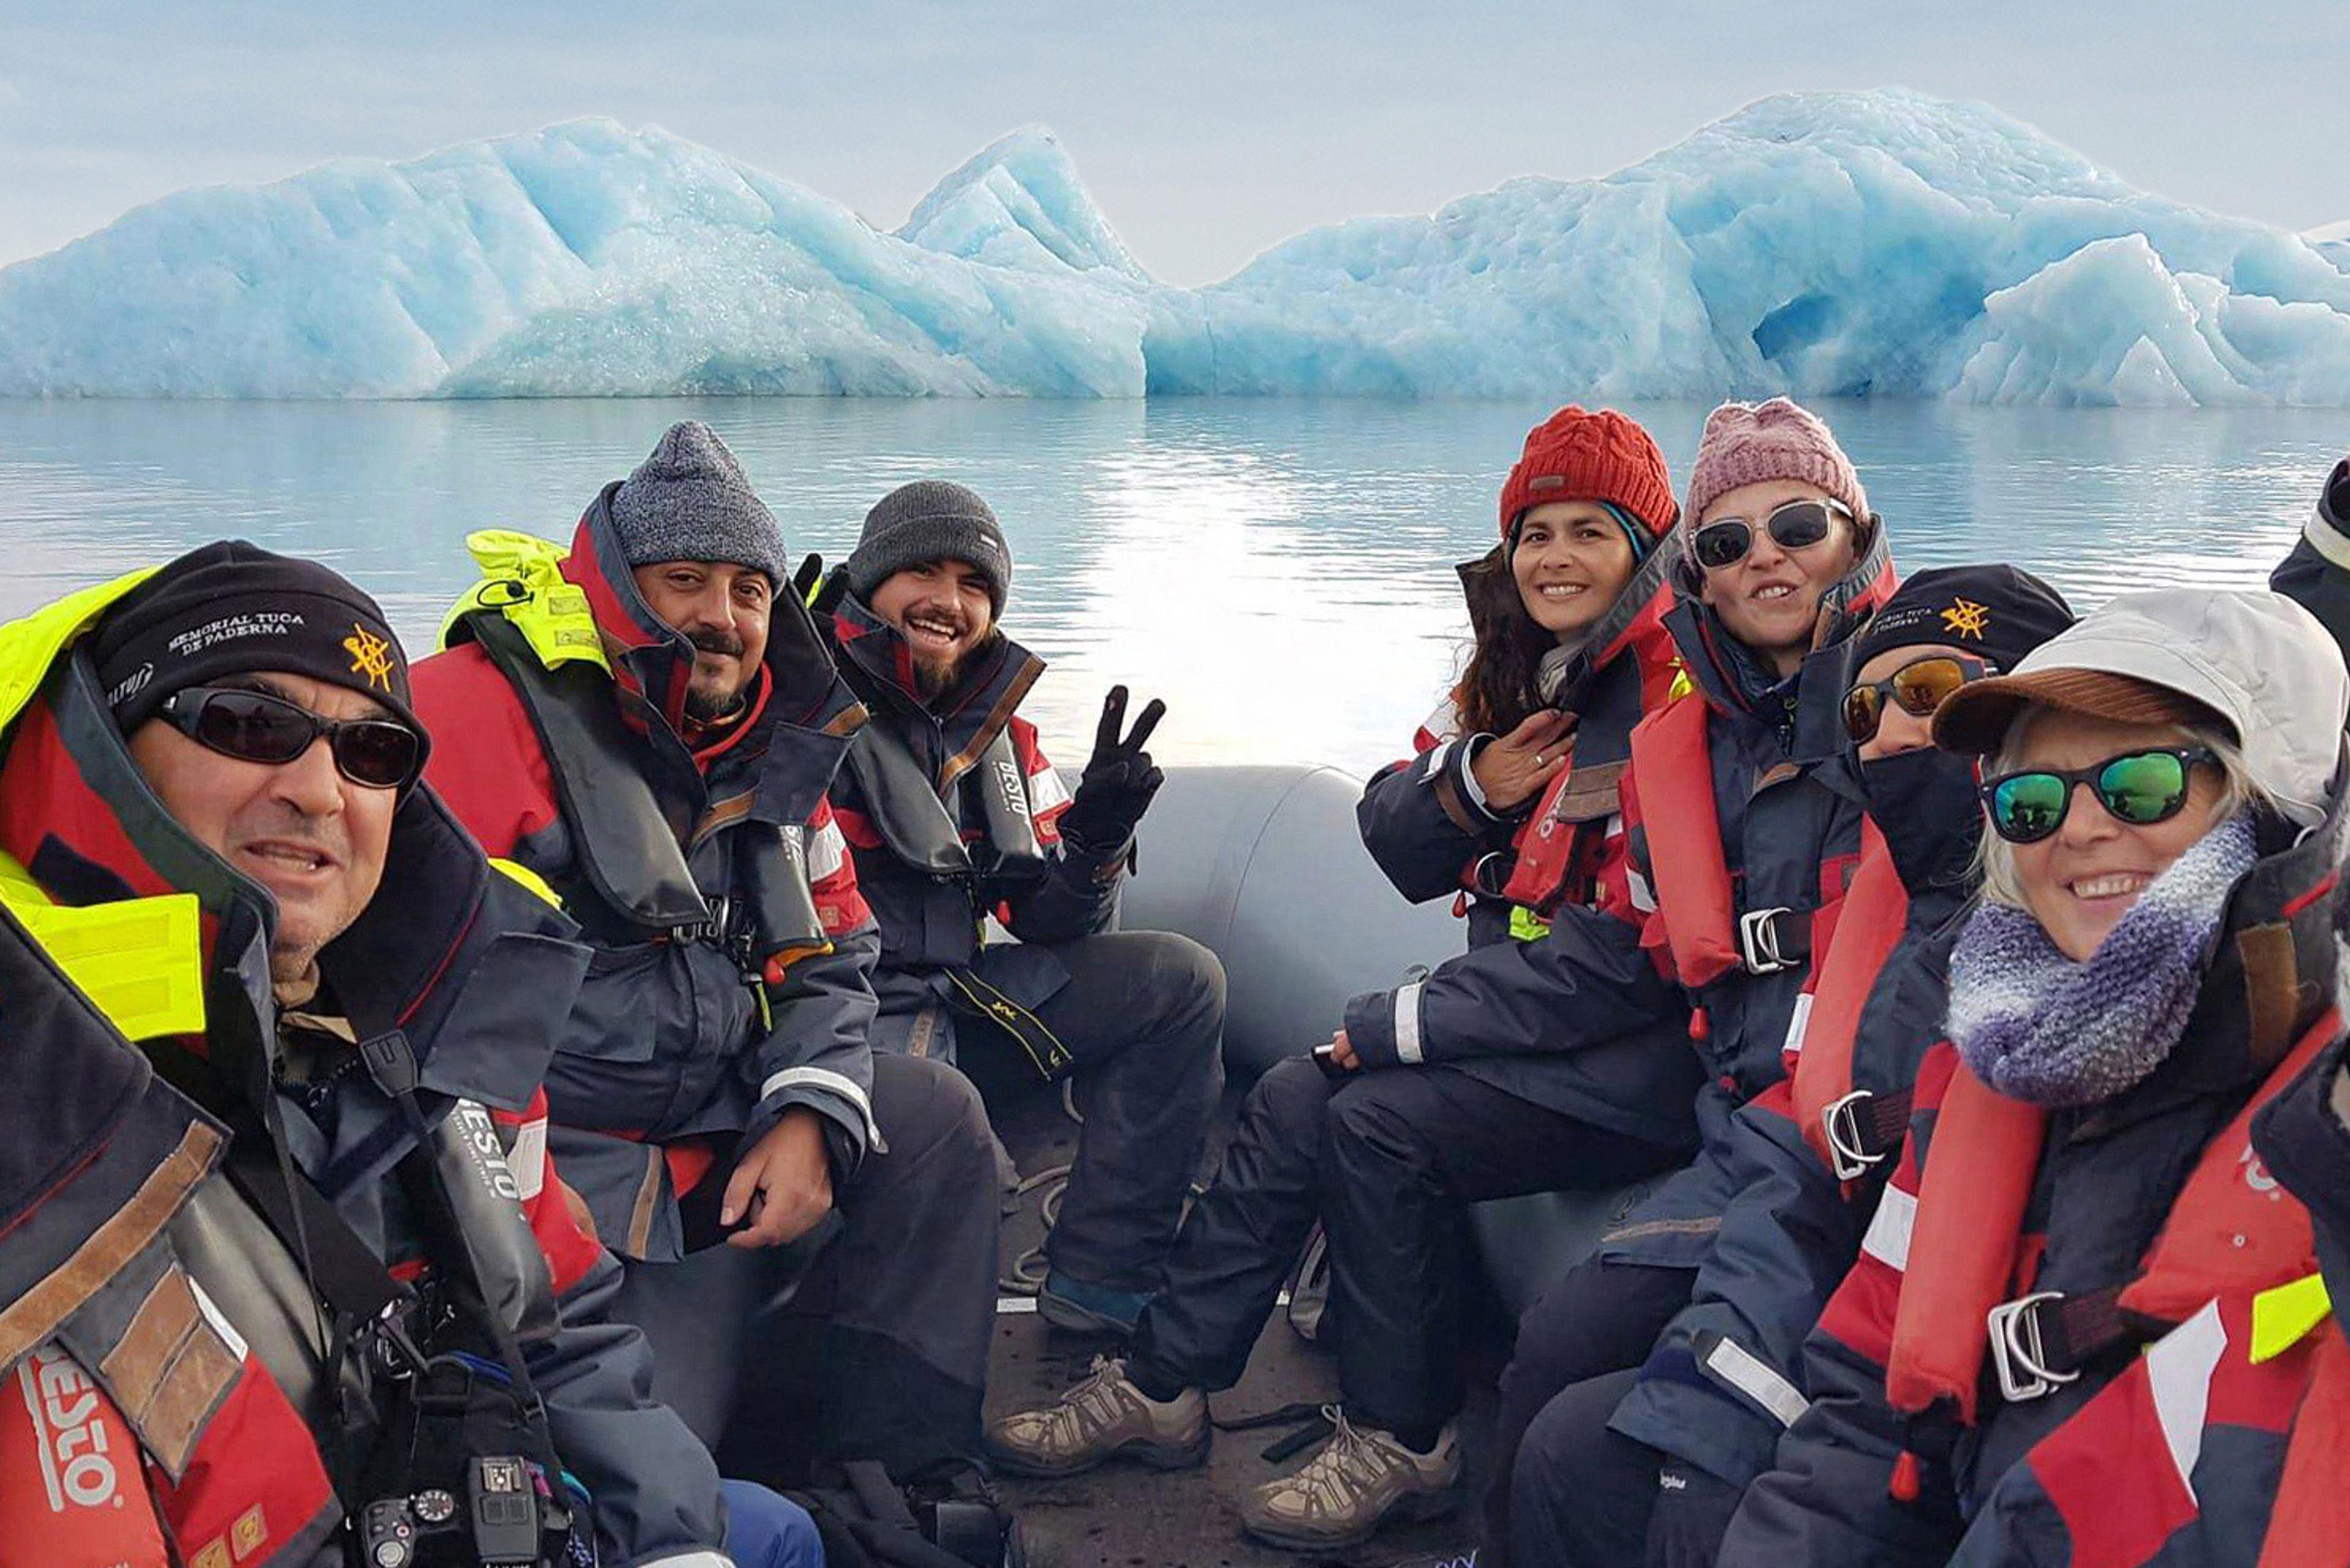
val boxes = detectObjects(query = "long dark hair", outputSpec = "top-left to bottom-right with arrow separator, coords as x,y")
1449,540 -> 1557,737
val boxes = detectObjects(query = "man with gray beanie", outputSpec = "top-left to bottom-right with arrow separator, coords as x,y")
811,479 -> 1227,1340
414,425 -> 1011,1533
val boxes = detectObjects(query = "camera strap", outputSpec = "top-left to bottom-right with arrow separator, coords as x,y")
220,1135 -> 411,1330
359,1031 -> 555,1438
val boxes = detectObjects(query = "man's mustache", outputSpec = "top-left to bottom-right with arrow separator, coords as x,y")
689,630 -> 746,658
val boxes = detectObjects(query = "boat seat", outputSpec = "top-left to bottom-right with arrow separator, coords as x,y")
1123,763 -> 1663,1313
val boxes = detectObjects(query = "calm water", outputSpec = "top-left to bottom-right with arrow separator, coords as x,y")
0,397 -> 2340,773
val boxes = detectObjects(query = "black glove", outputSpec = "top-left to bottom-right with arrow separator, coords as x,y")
1643,1460 -> 1743,1568
1057,685 -> 1166,853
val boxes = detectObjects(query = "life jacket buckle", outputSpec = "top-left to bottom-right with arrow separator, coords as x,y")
1821,1090 -> 1887,1182
1987,1291 -> 2081,1402
1469,851 -> 1514,900
666,895 -> 731,947
1738,906 -> 1796,974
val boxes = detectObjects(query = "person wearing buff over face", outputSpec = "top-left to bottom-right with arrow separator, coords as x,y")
1465,397 -> 1897,1566
0,542 -> 820,1568
1719,590 -> 2350,1568
807,480 -> 1226,1345
988,408 -> 1707,1555
1507,566 -> 2073,1567
412,424 -> 1006,1514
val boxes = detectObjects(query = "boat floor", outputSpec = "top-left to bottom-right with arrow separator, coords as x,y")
987,1079 -> 1497,1568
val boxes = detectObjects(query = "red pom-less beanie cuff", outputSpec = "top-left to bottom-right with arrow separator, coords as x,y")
1498,406 -> 1678,544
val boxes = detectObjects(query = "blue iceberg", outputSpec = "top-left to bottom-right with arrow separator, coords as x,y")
3,89 -> 2347,406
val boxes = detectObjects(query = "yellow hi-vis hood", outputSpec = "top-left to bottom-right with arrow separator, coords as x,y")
439,529 -> 610,674
0,567 -> 206,1040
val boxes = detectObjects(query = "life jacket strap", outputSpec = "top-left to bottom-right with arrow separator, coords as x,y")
1737,906 -> 1815,975
1986,1283 -> 2149,1403
1821,1086 -> 1913,1181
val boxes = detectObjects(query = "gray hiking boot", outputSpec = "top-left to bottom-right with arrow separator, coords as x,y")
986,1356 -> 1210,1478
1236,1409 -> 1461,1551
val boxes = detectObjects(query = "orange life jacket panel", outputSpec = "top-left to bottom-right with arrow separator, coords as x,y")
1626,695 -> 1740,988
1789,819 -> 1909,1168
1887,1012 -> 2337,1424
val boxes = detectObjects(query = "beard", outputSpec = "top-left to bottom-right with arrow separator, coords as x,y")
684,630 -> 752,724
684,680 -> 749,725
911,650 -> 962,701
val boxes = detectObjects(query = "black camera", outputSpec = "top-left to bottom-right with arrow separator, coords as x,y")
356,1455 -> 573,1567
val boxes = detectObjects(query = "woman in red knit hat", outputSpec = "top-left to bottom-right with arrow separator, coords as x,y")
987,406 -> 1703,1554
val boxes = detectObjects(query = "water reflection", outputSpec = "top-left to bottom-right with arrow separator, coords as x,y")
0,397 -> 2332,772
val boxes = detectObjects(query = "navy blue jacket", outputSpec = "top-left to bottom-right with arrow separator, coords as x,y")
1610,745 -> 1984,1484
820,592 -> 1127,1061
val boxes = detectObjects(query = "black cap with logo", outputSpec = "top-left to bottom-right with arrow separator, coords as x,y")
88,541 -> 424,745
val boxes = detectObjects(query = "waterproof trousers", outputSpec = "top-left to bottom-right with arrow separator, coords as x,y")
611,1052 -> 1001,1479
1132,1055 -> 1684,1437
968,931 -> 1226,1292
1486,1258 -> 1697,1568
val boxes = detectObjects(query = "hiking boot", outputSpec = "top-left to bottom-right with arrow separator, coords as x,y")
1236,1409 -> 1461,1551
986,1356 -> 1209,1478
1037,1269 -> 1151,1336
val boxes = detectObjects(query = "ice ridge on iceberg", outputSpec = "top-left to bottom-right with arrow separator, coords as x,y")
2,90 -> 2348,406
897,127 -> 1149,281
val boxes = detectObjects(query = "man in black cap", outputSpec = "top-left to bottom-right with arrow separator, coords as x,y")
813,480 -> 1226,1338
0,540 -> 822,1566
414,425 -> 1008,1518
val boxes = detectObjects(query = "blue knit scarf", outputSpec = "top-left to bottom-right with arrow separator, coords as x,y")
1947,815 -> 2259,1108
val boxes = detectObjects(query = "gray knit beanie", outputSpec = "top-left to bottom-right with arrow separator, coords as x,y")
608,421 -> 788,584
843,480 -> 1012,616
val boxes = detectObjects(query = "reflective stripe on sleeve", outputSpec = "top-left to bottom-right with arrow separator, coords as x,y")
1394,982 -> 1427,1065
1860,1184 -> 1917,1272
1701,1335 -> 1811,1429
759,1066 -> 884,1148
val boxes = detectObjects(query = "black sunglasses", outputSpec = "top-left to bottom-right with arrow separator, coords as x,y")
1841,654 -> 1990,745
1979,746 -> 2217,845
1692,498 -> 1853,572
158,685 -> 423,791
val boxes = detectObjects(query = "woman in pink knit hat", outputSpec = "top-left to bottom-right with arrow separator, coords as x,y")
1489,397 -> 1900,1568
1681,397 -> 1883,682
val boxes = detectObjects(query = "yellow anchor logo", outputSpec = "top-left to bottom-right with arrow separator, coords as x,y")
343,624 -> 396,692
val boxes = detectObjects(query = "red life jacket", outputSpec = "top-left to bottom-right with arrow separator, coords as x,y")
1624,693 -> 1856,997
1499,756 -> 1625,916
1886,1012 -> 2336,1424
1787,818 -> 1910,1171
0,1331 -> 338,1568
1494,573 -> 1685,920
1627,695 -> 1743,987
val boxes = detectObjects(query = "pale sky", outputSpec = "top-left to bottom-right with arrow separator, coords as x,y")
1,0 -> 2341,286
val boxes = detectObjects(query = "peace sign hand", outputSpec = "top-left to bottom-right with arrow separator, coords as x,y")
1059,685 -> 1168,852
